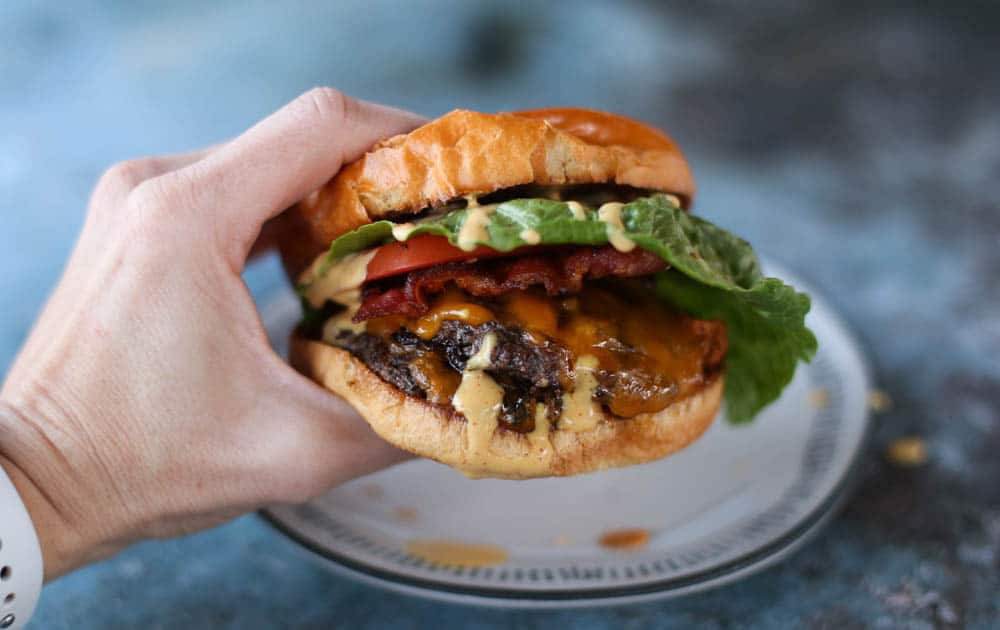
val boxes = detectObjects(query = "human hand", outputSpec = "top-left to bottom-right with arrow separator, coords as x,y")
0,88 -> 423,580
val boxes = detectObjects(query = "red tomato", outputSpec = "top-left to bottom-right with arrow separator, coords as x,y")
365,235 -> 525,282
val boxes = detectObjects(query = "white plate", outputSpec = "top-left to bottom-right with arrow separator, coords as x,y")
260,263 -> 871,608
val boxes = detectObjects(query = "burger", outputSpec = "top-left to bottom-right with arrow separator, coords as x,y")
280,108 -> 816,479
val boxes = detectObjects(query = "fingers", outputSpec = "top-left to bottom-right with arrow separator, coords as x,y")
250,357 -> 414,504
163,88 -> 425,266
247,217 -> 285,261
295,379 -> 414,481
90,145 -> 221,207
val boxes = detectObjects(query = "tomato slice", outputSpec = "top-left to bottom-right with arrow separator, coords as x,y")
365,235 -> 528,282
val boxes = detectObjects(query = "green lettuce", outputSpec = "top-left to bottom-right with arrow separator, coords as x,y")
302,194 -> 817,422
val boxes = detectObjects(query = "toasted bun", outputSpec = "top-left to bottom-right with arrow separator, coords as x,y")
290,333 -> 722,479
280,107 -> 695,278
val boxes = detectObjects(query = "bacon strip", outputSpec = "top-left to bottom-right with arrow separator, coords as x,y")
354,247 -> 667,322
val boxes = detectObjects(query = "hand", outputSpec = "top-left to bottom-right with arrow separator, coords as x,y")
0,88 -> 423,580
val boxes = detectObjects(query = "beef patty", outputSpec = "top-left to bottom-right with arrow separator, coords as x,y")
322,281 -> 727,434
332,320 -> 568,432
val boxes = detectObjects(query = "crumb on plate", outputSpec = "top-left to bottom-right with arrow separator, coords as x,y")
868,389 -> 893,413
886,437 -> 928,467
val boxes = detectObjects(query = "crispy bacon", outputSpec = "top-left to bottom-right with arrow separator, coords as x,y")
354,247 -> 667,322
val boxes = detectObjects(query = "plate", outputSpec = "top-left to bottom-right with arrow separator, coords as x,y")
260,263 -> 871,608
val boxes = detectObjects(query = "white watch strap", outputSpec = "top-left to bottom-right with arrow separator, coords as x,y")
0,464 -> 43,629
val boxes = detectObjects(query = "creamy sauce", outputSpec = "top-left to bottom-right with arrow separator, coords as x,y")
597,202 -> 637,253
663,194 -> 682,208
519,228 -> 541,244
406,540 -> 508,567
300,250 -> 374,337
391,222 -> 418,241
452,364 -> 504,459
597,202 -> 625,223
526,403 -> 553,456
456,203 -> 498,251
321,287 -> 365,337
466,331 -> 497,370
301,249 -> 376,309
566,200 -> 587,220
451,332 -> 554,477
560,355 -> 602,432
452,332 -> 502,460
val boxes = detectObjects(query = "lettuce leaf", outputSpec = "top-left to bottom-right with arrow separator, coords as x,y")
303,194 -> 817,422
654,272 -> 816,422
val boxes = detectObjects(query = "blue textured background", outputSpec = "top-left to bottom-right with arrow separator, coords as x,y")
3,1 -> 998,627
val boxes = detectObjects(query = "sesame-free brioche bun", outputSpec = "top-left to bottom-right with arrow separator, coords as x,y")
290,334 -> 722,479
280,107 -> 695,278
281,107 -> 721,479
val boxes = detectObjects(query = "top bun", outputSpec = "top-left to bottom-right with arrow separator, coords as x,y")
280,108 -> 695,277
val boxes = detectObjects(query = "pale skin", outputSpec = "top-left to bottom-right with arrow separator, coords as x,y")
0,88 -> 423,580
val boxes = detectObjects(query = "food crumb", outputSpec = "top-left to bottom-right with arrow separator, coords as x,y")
551,534 -> 574,547
393,506 -> 418,523
808,388 -> 830,409
868,389 -> 893,413
886,437 -> 928,467
599,528 -> 650,551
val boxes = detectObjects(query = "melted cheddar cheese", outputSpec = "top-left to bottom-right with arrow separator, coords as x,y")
362,283 -> 724,422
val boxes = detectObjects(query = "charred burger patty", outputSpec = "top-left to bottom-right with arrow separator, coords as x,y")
316,279 -> 727,433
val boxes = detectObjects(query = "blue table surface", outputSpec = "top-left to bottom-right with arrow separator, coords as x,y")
2,2 -> 998,628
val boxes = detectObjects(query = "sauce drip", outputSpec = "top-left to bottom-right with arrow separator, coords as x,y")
451,332 -> 555,477
391,222 -> 418,241
301,249 -> 376,309
457,195 -> 499,251
597,202 -> 637,253
599,528 -> 651,551
519,228 -> 541,244
406,540 -> 508,567
561,355 -> 601,432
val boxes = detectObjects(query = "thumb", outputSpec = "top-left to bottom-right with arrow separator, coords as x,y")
156,88 -> 425,268
249,355 -> 413,505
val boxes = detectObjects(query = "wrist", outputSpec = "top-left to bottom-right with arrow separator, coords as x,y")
0,457 -> 67,582
0,401 -> 115,580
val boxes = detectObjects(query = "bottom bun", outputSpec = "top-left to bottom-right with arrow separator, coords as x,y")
290,333 -> 723,479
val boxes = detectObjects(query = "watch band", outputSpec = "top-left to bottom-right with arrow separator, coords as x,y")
0,463 -> 43,629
